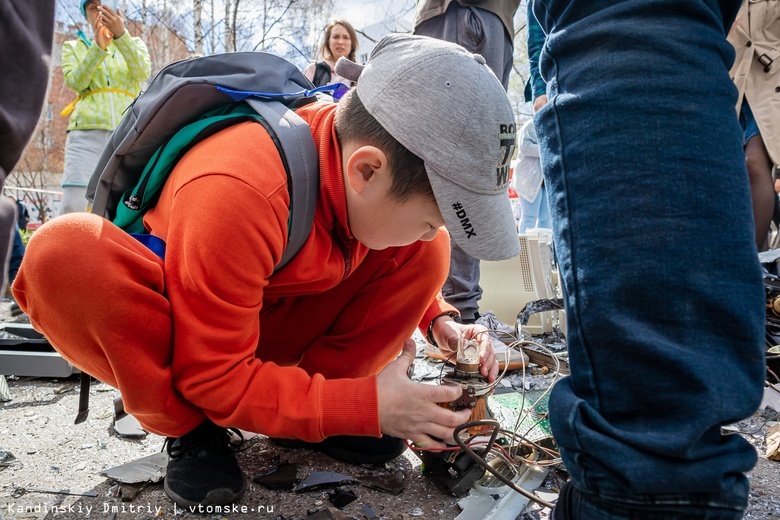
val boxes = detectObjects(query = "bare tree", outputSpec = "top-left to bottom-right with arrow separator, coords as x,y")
194,0 -> 204,55
140,0 -> 149,42
224,0 -> 232,51
509,20 -> 532,119
208,0 -> 217,54
241,0 -> 334,65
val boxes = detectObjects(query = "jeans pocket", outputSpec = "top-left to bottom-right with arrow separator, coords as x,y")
462,7 -> 485,53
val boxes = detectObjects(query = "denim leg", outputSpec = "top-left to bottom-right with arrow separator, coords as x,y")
8,224 -> 24,283
519,189 -> 543,234
532,0 -> 765,514
536,184 -> 552,230
519,185 -> 552,234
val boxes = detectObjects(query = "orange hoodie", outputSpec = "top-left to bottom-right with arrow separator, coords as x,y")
140,101 -> 454,440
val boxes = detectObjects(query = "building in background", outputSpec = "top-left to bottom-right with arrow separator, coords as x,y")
6,18 -> 188,224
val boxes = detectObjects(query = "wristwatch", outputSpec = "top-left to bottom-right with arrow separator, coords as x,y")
426,312 -> 461,348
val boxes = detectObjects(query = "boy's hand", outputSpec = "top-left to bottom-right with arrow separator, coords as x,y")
377,340 -> 471,449
431,317 -> 499,382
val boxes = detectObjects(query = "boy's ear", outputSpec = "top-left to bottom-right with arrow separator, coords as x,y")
345,145 -> 388,193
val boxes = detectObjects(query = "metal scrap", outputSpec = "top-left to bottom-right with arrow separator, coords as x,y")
516,299 -> 564,328
362,504 -> 378,520
253,456 -> 299,490
0,374 -> 11,401
112,394 -> 146,437
295,471 -> 356,493
455,461 -> 548,520
0,450 -> 19,472
119,482 -> 148,501
523,348 -> 570,375
12,486 -> 98,498
327,487 -> 357,508
100,452 -> 168,484
767,423 -> 780,461
354,472 -> 405,495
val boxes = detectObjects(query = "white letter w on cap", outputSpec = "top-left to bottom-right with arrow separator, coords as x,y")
496,123 -> 516,190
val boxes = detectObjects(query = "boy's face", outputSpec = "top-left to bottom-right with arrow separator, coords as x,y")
343,145 -> 444,250
351,192 -> 444,250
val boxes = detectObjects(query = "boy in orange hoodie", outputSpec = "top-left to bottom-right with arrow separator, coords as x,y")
12,34 -> 519,508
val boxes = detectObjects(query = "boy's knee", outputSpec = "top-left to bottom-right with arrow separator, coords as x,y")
25,213 -> 104,267
17,214 -> 114,299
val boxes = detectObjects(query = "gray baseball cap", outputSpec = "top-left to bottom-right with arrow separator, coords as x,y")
335,33 -> 521,261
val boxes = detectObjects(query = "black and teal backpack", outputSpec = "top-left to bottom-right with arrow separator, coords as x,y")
87,51 -> 342,267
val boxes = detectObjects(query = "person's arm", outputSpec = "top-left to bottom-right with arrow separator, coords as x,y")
518,120 -> 540,158
519,142 -> 540,158
113,33 -> 152,83
527,1 -> 548,110
99,5 -> 151,83
0,0 -> 55,177
377,339 -> 471,447
61,39 -> 108,93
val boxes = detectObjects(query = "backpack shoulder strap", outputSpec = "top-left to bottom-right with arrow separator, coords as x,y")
245,99 -> 319,270
312,61 -> 332,87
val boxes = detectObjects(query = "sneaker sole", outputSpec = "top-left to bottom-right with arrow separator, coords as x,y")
164,474 -> 247,509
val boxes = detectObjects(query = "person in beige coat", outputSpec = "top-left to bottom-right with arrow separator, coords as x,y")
728,0 -> 780,251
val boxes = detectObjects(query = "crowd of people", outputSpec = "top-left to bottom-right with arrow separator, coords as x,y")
2,0 -> 778,518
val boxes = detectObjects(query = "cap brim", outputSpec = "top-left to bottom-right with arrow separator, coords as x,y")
427,164 -> 521,261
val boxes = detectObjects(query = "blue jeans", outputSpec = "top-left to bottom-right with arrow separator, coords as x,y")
518,184 -> 552,234
532,0 -> 765,517
738,99 -> 761,144
8,224 -> 24,283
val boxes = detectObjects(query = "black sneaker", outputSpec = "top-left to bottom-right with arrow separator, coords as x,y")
271,434 -> 407,465
164,420 -> 247,508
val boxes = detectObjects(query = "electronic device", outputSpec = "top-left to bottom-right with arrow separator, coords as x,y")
478,228 -> 561,335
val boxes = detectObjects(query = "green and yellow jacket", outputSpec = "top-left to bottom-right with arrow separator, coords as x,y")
61,31 -> 151,132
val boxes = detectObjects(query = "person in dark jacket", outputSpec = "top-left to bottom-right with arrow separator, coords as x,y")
303,19 -> 359,88
0,1 -> 55,292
